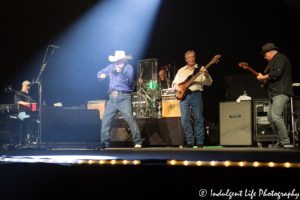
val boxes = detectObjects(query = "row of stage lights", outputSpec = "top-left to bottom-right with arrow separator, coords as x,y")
0,157 -> 299,168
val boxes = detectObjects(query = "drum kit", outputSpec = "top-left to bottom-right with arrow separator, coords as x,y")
131,82 -> 162,118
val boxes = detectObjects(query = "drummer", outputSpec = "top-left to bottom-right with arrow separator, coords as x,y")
139,69 -> 169,89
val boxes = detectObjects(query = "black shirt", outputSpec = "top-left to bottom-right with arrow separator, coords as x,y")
14,91 -> 36,104
267,52 -> 294,99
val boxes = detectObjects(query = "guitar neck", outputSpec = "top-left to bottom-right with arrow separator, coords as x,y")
246,67 -> 259,76
185,62 -> 212,87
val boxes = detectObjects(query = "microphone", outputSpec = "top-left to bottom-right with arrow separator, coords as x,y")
50,45 -> 60,48
4,85 -> 12,92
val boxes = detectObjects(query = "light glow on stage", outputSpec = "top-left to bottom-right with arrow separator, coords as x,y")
38,0 -> 163,106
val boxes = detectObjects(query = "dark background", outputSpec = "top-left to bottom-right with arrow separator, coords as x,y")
1,0 -> 299,125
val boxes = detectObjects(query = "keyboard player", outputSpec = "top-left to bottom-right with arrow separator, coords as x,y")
14,80 -> 37,147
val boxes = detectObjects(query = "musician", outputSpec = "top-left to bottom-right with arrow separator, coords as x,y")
139,69 -> 169,89
14,80 -> 36,104
257,43 -> 293,148
173,50 -> 212,148
14,80 -> 37,147
97,51 -> 143,149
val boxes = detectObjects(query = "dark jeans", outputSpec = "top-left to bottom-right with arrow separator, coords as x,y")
267,94 -> 290,144
180,91 -> 204,145
101,93 -> 142,147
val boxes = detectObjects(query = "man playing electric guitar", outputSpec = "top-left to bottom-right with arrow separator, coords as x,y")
172,50 -> 213,148
257,43 -> 293,148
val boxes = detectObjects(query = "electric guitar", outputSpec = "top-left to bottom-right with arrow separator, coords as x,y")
175,55 -> 221,100
239,62 -> 268,89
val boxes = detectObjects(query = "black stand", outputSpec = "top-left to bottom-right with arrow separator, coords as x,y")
33,45 -> 56,144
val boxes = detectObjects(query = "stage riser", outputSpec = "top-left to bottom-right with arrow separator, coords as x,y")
110,118 -> 185,146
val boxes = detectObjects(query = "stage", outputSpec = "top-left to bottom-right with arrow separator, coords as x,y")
1,147 -> 300,199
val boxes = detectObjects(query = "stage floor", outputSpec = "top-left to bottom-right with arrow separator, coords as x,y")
2,147 -> 300,164
1,147 -> 300,199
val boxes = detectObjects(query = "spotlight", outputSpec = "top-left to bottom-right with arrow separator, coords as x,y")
269,162 -> 274,167
225,161 -> 230,166
197,161 -> 202,166
210,161 -> 216,166
253,162 -> 259,167
184,161 -> 189,166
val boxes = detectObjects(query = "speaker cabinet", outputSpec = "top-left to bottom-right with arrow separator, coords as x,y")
220,101 -> 252,146
87,100 -> 107,119
162,97 -> 181,117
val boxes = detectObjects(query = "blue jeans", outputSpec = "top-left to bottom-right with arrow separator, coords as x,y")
267,94 -> 290,144
101,93 -> 142,147
180,91 -> 204,145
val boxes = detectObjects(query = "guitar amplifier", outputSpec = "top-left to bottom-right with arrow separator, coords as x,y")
87,100 -> 107,119
162,97 -> 181,117
220,101 -> 252,146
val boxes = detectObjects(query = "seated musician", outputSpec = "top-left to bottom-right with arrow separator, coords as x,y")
14,80 -> 36,105
14,80 -> 37,147
139,69 -> 170,89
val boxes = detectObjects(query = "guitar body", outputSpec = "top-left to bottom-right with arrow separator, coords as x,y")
175,75 -> 193,100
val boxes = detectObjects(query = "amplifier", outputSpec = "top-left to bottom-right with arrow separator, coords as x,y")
220,101 -> 252,146
257,116 -> 269,124
87,100 -> 107,119
162,97 -> 181,117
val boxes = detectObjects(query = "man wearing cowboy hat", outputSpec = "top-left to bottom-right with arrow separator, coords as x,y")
97,50 -> 143,149
257,43 -> 293,148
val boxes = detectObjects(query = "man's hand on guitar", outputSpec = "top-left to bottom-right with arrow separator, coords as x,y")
173,83 -> 180,91
257,73 -> 265,81
200,69 -> 209,79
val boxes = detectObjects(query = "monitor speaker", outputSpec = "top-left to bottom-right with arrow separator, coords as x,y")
162,97 -> 181,117
220,101 -> 252,146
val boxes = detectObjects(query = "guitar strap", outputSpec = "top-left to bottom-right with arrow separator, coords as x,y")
193,64 -> 201,76
264,60 -> 274,74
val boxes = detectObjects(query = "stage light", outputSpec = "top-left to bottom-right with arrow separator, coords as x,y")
111,160 -> 116,164
285,163 -> 290,168
184,161 -> 189,166
269,162 -> 274,167
170,160 -> 176,165
225,161 -> 230,166
253,162 -> 259,167
88,160 -> 93,164
133,160 -> 139,165
197,161 -> 202,166
123,160 -> 127,164
210,161 -> 216,166
239,162 -> 244,167
99,160 -> 104,164
78,160 -> 83,164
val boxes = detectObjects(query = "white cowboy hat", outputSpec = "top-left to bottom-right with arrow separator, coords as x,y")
108,50 -> 132,62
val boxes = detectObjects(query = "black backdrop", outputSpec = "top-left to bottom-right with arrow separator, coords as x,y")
1,0 -> 299,124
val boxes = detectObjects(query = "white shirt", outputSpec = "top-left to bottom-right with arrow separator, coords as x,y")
172,64 -> 212,91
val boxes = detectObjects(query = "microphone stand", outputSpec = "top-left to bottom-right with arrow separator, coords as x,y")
33,45 -> 56,144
